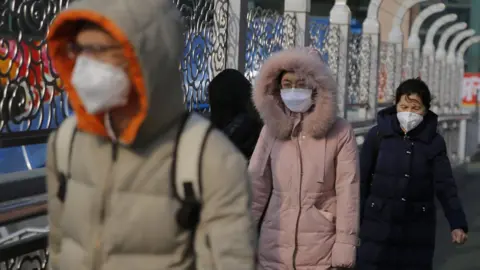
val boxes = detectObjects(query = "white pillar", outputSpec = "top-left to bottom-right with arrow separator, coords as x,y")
422,14 -> 457,113
447,29 -> 475,112
406,3 -> 445,78
457,58 -> 465,114
458,118 -> 467,163
284,0 -> 311,48
360,0 -> 384,119
457,36 -> 480,113
223,0 -> 248,73
457,35 -> 480,66
329,0 -> 351,118
388,0 -> 426,89
435,22 -> 467,114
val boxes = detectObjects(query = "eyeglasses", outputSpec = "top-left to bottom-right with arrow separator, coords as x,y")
66,42 -> 122,59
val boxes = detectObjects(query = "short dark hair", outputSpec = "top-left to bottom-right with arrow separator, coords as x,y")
395,78 -> 432,109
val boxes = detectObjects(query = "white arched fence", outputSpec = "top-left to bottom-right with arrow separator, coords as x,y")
422,14 -> 458,112
261,0 -> 478,161
281,0 -> 479,162
406,3 -> 446,79
447,29 -> 475,111
239,0 -> 479,162
436,22 -> 467,113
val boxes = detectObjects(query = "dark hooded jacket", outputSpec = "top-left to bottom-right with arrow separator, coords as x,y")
357,106 -> 468,270
208,69 -> 262,159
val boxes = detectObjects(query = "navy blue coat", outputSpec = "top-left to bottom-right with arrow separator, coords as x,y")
356,107 -> 468,270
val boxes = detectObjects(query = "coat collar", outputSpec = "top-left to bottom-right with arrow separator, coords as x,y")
377,106 -> 438,143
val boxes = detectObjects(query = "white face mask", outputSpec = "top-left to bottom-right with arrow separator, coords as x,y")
397,111 -> 423,132
71,55 -> 130,114
280,88 -> 313,113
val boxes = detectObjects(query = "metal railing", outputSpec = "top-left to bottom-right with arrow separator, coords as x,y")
0,113 -> 476,269
0,175 -> 48,270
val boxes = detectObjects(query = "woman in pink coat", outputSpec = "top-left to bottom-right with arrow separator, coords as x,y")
249,48 -> 360,270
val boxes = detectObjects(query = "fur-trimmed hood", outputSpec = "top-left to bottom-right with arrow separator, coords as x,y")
252,47 -> 338,139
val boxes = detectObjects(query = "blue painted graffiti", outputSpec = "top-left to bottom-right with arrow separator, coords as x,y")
0,17 -> 363,174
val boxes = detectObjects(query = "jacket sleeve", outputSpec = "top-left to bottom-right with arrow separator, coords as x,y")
331,122 -> 360,268
433,136 -> 468,233
45,132 -> 63,270
248,127 -> 273,226
200,129 -> 256,270
359,126 -> 379,219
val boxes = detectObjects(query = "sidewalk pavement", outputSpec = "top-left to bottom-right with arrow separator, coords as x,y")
433,163 -> 480,270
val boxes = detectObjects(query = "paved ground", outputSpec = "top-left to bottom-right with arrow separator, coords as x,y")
433,163 -> 480,270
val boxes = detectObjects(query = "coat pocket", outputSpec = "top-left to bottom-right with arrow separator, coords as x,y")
363,196 -> 385,220
366,197 -> 383,210
318,209 -> 335,223
311,204 -> 336,232
411,202 -> 435,220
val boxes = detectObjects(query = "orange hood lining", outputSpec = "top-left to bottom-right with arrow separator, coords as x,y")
47,10 -> 148,145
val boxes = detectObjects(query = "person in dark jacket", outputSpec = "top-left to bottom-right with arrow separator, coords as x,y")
208,69 -> 262,159
357,78 -> 468,270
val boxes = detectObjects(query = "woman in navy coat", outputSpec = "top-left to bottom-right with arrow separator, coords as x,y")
357,78 -> 468,270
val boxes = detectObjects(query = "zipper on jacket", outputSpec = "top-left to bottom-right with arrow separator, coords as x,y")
92,141 -> 118,270
292,136 -> 304,270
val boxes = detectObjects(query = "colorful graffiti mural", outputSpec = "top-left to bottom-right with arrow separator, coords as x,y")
0,39 -> 63,121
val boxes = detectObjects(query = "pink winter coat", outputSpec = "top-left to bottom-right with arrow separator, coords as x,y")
249,48 -> 360,270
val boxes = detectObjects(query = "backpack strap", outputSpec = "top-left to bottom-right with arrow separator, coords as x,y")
54,116 -> 78,202
172,112 -> 213,230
